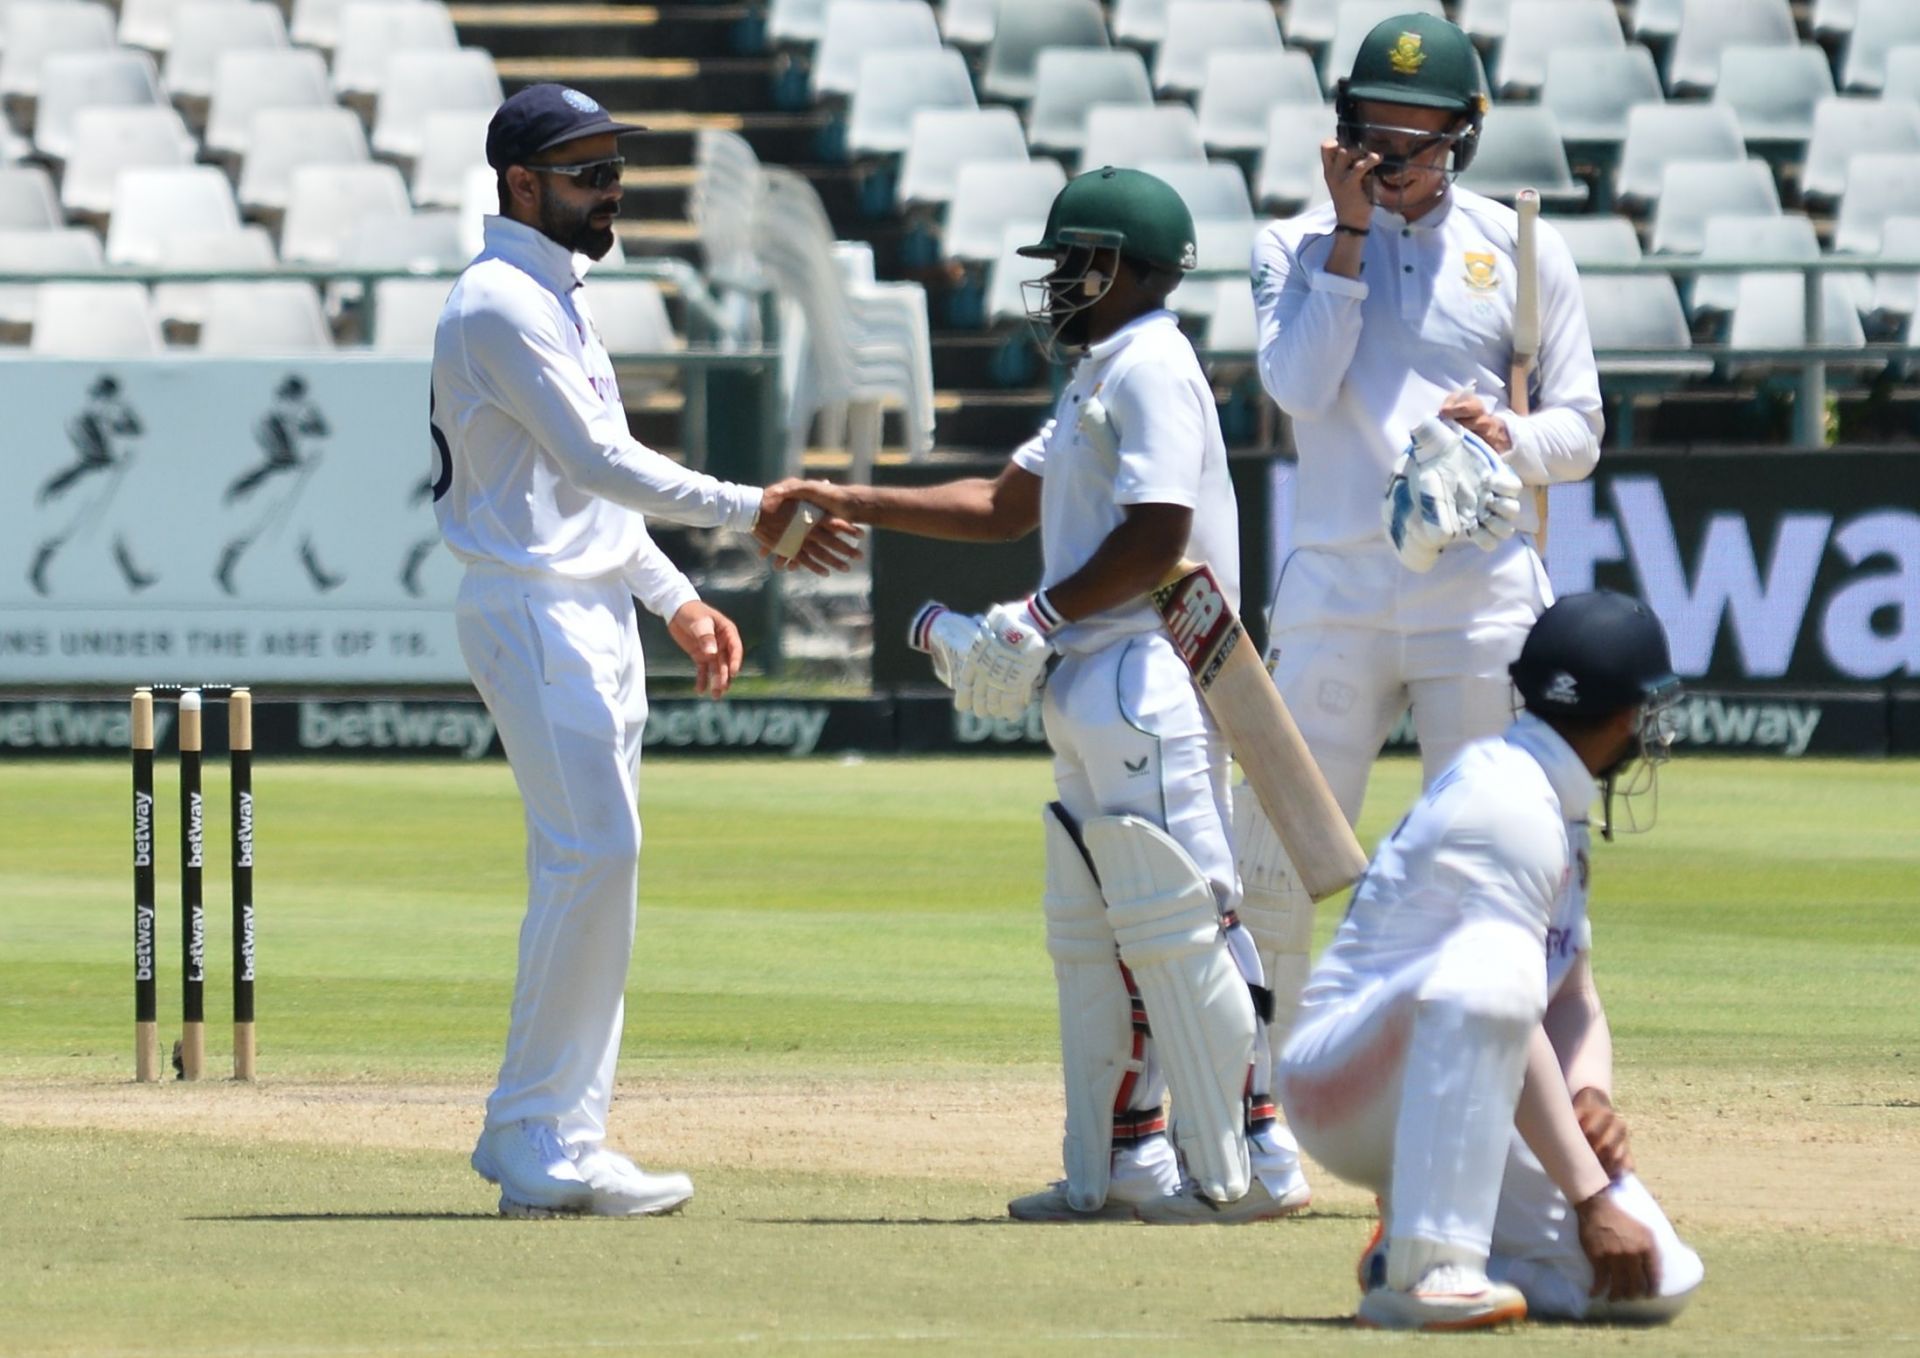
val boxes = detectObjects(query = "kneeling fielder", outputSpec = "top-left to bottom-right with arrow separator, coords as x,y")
1278,592 -> 1704,1329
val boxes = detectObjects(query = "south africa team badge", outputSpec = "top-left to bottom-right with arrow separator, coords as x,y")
1463,251 -> 1499,292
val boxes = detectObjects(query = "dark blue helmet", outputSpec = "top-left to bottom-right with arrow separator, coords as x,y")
1510,591 -> 1679,719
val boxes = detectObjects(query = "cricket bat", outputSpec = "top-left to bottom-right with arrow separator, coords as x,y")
1150,560 -> 1368,901
1512,188 -> 1546,554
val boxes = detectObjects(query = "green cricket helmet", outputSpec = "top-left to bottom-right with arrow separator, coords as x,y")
1335,12 -> 1490,174
1018,166 -> 1198,273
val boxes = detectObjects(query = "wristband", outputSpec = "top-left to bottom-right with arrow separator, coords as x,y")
1026,589 -> 1065,636
1334,223 -> 1370,238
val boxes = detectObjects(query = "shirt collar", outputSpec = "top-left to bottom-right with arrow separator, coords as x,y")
1506,712 -> 1597,825
1375,189 -> 1455,235
482,215 -> 585,293
1081,307 -> 1177,363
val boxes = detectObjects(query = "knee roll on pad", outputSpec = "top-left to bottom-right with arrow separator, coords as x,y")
1041,803 -> 1136,1211
1084,813 -> 1255,1205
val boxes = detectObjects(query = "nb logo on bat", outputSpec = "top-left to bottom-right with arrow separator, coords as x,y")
1157,569 -> 1231,668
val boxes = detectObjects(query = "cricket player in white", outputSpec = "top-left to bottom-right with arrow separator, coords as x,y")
1236,12 -> 1605,1137
1280,592 -> 1704,1330
767,169 -> 1308,1223
433,86 -> 854,1217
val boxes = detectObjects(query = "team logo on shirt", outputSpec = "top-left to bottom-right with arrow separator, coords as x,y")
1463,251 -> 1499,292
1389,32 -> 1426,74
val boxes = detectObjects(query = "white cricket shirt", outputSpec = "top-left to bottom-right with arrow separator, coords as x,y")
431,216 -> 760,617
1252,188 -> 1603,551
1304,712 -> 1595,1001
1011,309 -> 1240,656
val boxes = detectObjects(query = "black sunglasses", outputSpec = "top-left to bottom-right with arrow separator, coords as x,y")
531,157 -> 624,191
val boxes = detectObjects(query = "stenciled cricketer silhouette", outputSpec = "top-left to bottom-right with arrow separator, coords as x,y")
30,375 -> 158,596
216,375 -> 344,595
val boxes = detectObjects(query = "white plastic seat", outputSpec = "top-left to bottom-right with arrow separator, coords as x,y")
1616,102 -> 1745,207
163,0 -> 287,101
692,127 -> 762,286
1152,2 -> 1281,96
1649,158 -> 1780,255
59,105 -> 196,216
150,223 -> 275,326
1195,50 -> 1322,154
1109,0 -> 1170,46
845,46 -> 975,157
1883,47 -> 1920,104
1080,105 -> 1205,170
457,161 -> 497,257
339,207 -> 464,269
897,106 -> 1027,208
1456,105 -> 1587,206
1203,279 -> 1256,351
1629,0 -> 1684,39
411,108 -> 491,208
1457,0 -> 1513,44
1801,97 -> 1920,203
332,0 -> 456,97
1867,214 -> 1920,321
237,106 -> 369,214
1728,269 -> 1868,351
1579,272 -> 1713,379
1713,45 -> 1835,148
1691,212 -> 1818,315
198,280 -> 333,351
31,281 -> 161,353
370,275 -> 452,352
204,48 -> 333,158
0,164 -> 61,228
582,278 -> 677,356
289,0 -> 409,49
0,0 -> 116,102
1137,157 -> 1252,222
371,48 -> 502,161
944,158 -> 1066,262
1282,0 -> 1339,48
1832,152 -> 1920,254
1546,214 -> 1644,266
1495,0 -> 1623,96
1842,0 -> 1920,93
979,0 -> 1108,103
1321,0 -> 1445,95
1026,49 -> 1152,154
811,0 -> 941,99
280,162 -> 411,263
985,217 -> 1048,322
766,0 -> 832,45
1666,0 -> 1795,95
1255,102 -> 1336,212
1167,215 -> 1258,316
940,0 -> 996,47
0,226 -> 102,326
1811,0 -> 1856,40
1542,46 -> 1662,147
31,49 -> 164,163
118,0 -> 244,52
105,164 -> 240,264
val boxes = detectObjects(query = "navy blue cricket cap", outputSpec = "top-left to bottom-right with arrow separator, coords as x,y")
485,84 -> 646,170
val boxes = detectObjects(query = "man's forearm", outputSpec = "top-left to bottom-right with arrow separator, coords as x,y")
1515,1025 -> 1612,1205
1043,507 -> 1188,622
828,479 -> 1027,542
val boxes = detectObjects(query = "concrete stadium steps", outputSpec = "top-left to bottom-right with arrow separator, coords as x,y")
494,56 -> 783,115
448,4 -> 759,60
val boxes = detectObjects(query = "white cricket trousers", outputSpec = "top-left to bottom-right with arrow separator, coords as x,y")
456,561 -> 648,1149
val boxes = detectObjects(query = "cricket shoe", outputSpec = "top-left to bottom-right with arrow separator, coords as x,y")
571,1144 -> 694,1218
1133,1168 -> 1312,1226
1356,1208 -> 1386,1293
1355,1266 -> 1528,1332
1007,1175 -> 1177,1223
471,1120 -> 593,1217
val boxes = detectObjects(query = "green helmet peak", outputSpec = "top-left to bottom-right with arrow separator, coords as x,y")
1019,167 -> 1197,273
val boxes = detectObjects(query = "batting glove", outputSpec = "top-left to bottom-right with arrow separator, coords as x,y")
956,594 -> 1061,720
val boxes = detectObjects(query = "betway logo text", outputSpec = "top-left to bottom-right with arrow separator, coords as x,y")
299,703 -> 496,759
1673,695 -> 1822,757
643,702 -> 829,756
0,702 -> 174,750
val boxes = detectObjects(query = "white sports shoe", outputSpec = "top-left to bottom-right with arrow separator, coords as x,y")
571,1144 -> 694,1218
1134,1170 -> 1312,1225
1356,1265 -> 1528,1332
471,1120 -> 593,1217
1007,1176 -> 1171,1223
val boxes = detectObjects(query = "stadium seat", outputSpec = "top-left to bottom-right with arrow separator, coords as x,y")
811,0 -> 941,99
1456,105 -> 1587,207
163,1 -> 288,102
105,164 -> 240,264
896,106 -> 1027,208
585,278 -> 678,356
1811,0 -> 1857,41
198,280 -> 333,351
332,1 -> 456,97
1195,50 -> 1322,155
150,223 -> 275,327
280,162 -> 411,263
118,0 -> 244,53
289,0 -> 409,50
943,158 -> 1066,262
1025,49 -> 1152,155
456,161 -> 496,256
1649,158 -> 1780,255
204,48 -> 333,159
0,164 -> 62,229
60,105 -> 197,216
1691,212 -> 1816,316
1842,0 -> 1920,94
1616,103 -> 1745,208
1727,268 -> 1868,352
1629,0 -> 1684,40
31,49 -> 165,164
30,280 -> 163,354
1138,157 -> 1253,222
1801,97 -> 1920,204
1322,0 -> 1446,95
1579,272 -> 1713,380
339,208 -> 465,270
1713,45 -> 1835,150
1080,105 -> 1206,170
1665,0 -> 1795,96
1832,152 -> 1920,254
411,109 -> 491,209
767,0 -> 848,47
1542,46 -> 1662,150
692,128 -> 762,286
980,0 -> 1109,103
1152,2 -> 1282,96
237,106 -> 370,215
845,47 -> 976,158
1166,214 -> 1258,316
0,227 -> 103,329
1866,214 -> 1920,323
371,49 -> 503,161
369,275 -> 452,353
1254,102 -> 1336,213
1203,278 -> 1256,351
985,217 -> 1048,322
1457,0 -> 1514,45
1546,214 -> 1644,265
1883,47 -> 1920,105
939,0 -> 997,47
0,0 -> 117,104
1495,0 -> 1624,97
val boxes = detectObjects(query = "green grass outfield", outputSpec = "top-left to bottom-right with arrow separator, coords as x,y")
1,755 -> 1916,1355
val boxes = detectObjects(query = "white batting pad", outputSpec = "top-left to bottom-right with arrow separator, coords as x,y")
1085,814 -> 1254,1205
1231,792 -> 1317,1051
1040,803 -> 1136,1212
